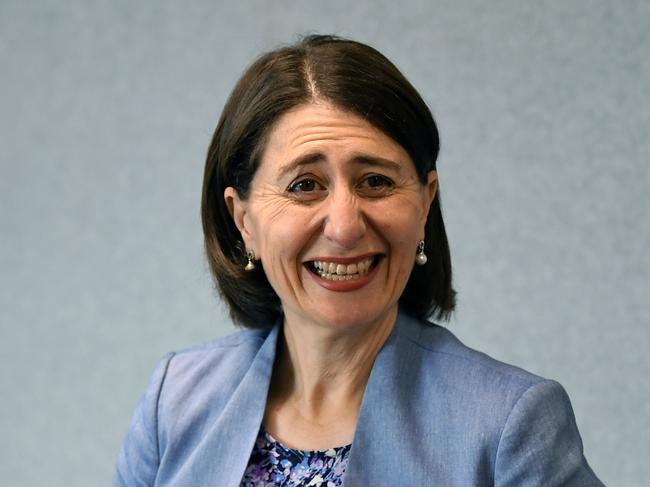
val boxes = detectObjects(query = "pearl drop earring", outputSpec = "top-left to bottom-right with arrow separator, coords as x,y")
415,240 -> 427,266
245,250 -> 256,271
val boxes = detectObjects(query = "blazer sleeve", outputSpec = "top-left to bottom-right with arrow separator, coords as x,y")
113,352 -> 174,487
494,379 -> 604,486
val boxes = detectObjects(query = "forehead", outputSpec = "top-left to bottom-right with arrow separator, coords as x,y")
260,102 -> 411,166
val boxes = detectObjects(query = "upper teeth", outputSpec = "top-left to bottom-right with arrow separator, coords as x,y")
312,258 -> 374,276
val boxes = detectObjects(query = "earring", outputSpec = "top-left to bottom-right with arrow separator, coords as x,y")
415,240 -> 427,266
245,250 -> 256,271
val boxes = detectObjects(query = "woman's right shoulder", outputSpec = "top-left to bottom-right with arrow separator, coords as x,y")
136,326 -> 275,430
158,327 -> 272,386
175,326 -> 271,355
114,326 -> 275,486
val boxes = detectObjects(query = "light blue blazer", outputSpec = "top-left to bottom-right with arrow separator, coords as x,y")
114,310 -> 603,486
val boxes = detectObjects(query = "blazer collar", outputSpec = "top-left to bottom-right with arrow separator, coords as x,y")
344,310 -> 423,484
218,310 -> 420,486
188,324 -> 280,487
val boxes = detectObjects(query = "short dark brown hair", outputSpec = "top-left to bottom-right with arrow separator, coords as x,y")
201,34 -> 455,329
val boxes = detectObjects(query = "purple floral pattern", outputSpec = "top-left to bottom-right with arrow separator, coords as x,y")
240,426 -> 350,486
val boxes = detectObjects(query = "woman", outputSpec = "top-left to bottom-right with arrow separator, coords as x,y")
114,35 -> 603,486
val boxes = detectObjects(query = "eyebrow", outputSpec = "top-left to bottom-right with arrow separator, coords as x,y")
277,152 -> 405,179
277,152 -> 325,179
351,155 -> 404,173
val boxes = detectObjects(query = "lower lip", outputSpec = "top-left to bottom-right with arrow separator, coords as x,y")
305,261 -> 380,292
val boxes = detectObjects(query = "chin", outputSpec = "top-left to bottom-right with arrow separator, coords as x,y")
308,303 -> 396,332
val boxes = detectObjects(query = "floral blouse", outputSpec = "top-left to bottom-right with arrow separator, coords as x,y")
240,425 -> 351,486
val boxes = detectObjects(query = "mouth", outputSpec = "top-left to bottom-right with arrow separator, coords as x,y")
305,255 -> 382,281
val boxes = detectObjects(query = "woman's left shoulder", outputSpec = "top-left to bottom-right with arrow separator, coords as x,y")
394,311 -> 552,400
389,312 -> 603,484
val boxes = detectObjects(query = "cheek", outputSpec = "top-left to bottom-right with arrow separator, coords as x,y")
252,202 -> 315,259
264,227 -> 302,258
375,196 -> 424,238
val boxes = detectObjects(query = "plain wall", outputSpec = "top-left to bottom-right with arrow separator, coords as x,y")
1,1 -> 648,485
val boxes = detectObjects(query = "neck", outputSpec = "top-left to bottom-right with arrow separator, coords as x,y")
271,307 -> 397,420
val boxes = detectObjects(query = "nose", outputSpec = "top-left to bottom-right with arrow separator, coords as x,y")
322,189 -> 367,250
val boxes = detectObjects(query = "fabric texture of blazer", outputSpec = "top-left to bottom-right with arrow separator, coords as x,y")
114,310 -> 603,486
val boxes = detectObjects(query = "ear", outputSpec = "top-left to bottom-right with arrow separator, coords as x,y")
419,170 -> 438,228
224,187 -> 256,252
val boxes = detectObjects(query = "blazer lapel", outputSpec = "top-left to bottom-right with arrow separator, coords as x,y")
172,325 -> 279,487
175,312 -> 421,486
343,311 -> 426,485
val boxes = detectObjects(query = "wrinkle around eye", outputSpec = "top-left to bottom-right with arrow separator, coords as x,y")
251,185 -> 322,217
287,190 -> 328,203
252,191 -> 303,221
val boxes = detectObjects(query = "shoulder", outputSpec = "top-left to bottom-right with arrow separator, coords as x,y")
151,326 -> 277,457
390,312 -> 556,443
156,327 -> 272,401
389,313 -> 602,484
170,326 -> 270,365
113,326 -> 276,486
175,326 -> 270,355
394,311 -> 546,393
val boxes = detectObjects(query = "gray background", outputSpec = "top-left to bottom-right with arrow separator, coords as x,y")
1,1 -> 648,485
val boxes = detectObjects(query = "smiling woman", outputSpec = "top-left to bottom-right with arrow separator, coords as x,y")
224,103 -> 437,334
113,35 -> 603,486
203,35 -> 454,334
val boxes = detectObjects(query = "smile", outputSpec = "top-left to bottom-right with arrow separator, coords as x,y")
307,256 -> 379,281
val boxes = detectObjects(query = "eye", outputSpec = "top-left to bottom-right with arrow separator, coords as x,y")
288,178 -> 319,193
359,174 -> 394,196
286,177 -> 326,202
364,175 -> 392,188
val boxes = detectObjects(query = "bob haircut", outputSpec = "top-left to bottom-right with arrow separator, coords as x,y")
201,34 -> 455,329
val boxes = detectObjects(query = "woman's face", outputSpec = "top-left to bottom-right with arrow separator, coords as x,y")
225,103 -> 437,332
